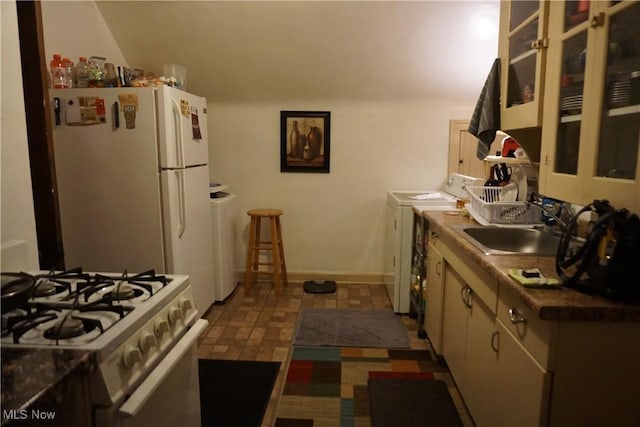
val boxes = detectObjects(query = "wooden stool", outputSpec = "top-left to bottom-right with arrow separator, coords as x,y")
244,209 -> 288,296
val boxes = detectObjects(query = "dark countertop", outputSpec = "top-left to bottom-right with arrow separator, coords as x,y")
421,209 -> 640,321
1,348 -> 95,426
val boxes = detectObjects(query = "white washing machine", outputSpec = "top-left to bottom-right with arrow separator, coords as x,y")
385,173 -> 483,313
210,192 -> 239,302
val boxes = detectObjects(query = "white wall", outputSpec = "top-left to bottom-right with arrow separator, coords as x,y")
1,0 -> 39,270
37,1 -> 488,281
209,99 -> 474,278
41,1 -> 127,71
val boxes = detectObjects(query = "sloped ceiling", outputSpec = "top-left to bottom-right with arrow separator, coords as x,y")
96,1 -> 499,103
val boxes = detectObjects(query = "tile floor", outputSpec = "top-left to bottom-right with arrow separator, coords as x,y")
197,281 -> 474,426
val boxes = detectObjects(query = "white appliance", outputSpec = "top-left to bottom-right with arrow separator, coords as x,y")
50,86 -> 215,317
210,191 -> 239,301
1,268 -> 206,427
385,173 -> 483,313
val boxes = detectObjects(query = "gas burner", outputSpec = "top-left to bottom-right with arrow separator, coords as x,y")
32,278 -> 66,297
44,317 -> 91,340
83,281 -> 149,304
109,282 -> 137,300
27,267 -> 91,302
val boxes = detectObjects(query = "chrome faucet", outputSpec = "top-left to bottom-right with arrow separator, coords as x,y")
526,194 -> 571,231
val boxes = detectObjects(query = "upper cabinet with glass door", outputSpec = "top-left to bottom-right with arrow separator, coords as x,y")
539,0 -> 640,213
498,0 -> 550,130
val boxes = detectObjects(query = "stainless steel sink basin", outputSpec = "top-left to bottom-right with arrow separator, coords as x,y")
452,225 -> 562,256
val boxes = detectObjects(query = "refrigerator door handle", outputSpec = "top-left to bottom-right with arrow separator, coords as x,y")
171,98 -> 185,168
176,170 -> 187,237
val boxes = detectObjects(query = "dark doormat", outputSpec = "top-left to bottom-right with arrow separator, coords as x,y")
199,358 -> 280,427
368,378 -> 463,427
303,280 -> 337,293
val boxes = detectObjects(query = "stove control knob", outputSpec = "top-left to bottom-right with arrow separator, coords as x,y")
154,319 -> 169,337
168,305 -> 184,325
179,298 -> 193,315
122,346 -> 142,369
139,331 -> 157,353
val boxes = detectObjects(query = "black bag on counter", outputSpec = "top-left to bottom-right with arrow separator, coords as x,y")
556,200 -> 640,302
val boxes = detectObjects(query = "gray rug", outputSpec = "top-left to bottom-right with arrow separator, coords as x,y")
292,309 -> 410,348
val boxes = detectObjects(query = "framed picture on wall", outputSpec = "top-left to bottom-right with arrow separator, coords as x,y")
280,111 -> 331,173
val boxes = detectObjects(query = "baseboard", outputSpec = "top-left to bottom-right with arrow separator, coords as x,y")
235,270 -> 386,285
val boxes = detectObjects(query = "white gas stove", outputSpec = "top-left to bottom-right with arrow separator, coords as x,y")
1,268 -> 206,427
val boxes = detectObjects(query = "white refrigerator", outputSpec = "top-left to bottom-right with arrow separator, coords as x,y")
51,85 -> 215,316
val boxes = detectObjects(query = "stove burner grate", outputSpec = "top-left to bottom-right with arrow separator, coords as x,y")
81,269 -> 168,303
3,302 -> 130,344
31,267 -> 91,300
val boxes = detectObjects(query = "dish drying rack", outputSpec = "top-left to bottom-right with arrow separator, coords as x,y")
466,186 -> 541,227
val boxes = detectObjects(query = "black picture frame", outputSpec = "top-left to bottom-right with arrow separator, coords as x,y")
280,111 -> 330,173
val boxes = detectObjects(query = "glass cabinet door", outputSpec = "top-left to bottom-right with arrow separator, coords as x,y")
541,0 -> 640,212
595,1 -> 640,180
499,0 -> 548,130
506,18 -> 539,108
555,29 -> 587,175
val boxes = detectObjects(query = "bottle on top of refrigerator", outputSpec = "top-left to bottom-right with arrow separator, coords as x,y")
62,57 -> 74,88
74,57 -> 91,88
50,54 -> 68,88
88,56 -> 107,88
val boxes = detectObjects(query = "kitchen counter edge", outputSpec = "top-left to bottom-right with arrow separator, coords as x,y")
420,209 -> 640,322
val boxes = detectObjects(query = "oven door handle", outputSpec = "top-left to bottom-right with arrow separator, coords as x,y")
118,319 -> 208,417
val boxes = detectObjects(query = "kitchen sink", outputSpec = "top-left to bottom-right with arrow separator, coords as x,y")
452,225 -> 563,256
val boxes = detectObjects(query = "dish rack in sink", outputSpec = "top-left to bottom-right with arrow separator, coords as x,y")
466,186 -> 541,226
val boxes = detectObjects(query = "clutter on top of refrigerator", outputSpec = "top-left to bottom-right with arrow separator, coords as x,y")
48,53 -> 187,91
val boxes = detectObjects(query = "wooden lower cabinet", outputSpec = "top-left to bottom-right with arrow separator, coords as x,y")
443,256 -> 551,427
425,240 -> 444,354
494,320 -> 551,427
442,266 -> 468,391
437,232 -> 640,426
463,291 -> 499,427
442,263 -> 501,427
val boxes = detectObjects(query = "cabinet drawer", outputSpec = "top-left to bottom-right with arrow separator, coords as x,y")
497,286 -> 554,370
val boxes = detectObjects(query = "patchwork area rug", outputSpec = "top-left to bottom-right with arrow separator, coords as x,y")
292,309 -> 410,349
199,359 -> 280,427
274,346 -> 450,427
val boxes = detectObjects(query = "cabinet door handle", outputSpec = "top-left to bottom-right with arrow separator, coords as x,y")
460,286 -> 473,309
435,261 -> 442,276
460,285 -> 472,307
491,331 -> 500,353
508,308 -> 527,324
